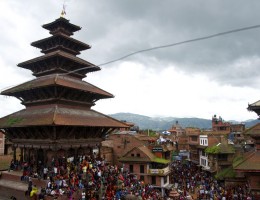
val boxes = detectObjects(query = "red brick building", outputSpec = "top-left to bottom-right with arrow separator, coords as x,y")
168,121 -> 188,157
212,115 -> 231,132
105,132 -> 156,166
234,123 -> 260,198
119,144 -> 172,196
102,131 -> 174,195
186,127 -> 200,164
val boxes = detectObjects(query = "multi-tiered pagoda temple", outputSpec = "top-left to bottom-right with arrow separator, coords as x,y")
0,17 -> 128,165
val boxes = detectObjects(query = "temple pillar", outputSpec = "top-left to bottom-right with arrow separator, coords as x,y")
98,145 -> 101,158
89,146 -> 93,158
24,148 -> 28,162
12,146 -> 16,161
20,147 -> 24,163
37,148 -> 44,172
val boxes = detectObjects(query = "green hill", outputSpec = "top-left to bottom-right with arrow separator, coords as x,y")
109,112 -> 258,131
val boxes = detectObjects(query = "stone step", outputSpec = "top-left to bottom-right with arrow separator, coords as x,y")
1,170 -> 47,188
1,170 -> 23,182
0,171 -> 83,200
0,179 -> 30,200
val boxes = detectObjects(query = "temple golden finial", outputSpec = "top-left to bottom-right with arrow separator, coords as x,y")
60,3 -> 66,18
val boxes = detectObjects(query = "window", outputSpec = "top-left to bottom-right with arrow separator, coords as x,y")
152,176 -> 156,185
129,165 -> 133,173
164,176 -> 168,184
200,137 -> 208,146
191,136 -> 197,141
200,158 -> 207,167
218,154 -> 227,161
200,150 -> 206,156
131,154 -> 134,157
140,175 -> 144,181
140,165 -> 144,173
118,146 -> 121,148
137,153 -> 140,157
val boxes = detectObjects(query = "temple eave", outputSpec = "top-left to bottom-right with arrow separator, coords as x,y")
42,17 -> 81,33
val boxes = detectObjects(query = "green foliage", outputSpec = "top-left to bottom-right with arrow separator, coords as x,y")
205,145 -> 220,154
232,155 -> 244,167
143,129 -> 157,136
215,167 -> 236,180
153,157 -> 170,164
6,117 -> 23,126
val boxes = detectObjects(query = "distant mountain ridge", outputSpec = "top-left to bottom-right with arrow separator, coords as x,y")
109,112 -> 259,131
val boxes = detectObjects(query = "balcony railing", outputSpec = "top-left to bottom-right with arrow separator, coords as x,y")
148,166 -> 170,175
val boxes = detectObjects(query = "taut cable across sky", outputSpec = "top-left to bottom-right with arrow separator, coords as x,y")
63,24 -> 260,76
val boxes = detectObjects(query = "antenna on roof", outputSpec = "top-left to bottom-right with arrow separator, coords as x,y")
60,2 -> 67,18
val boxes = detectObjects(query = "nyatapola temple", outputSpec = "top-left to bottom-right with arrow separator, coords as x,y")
0,16 -> 128,166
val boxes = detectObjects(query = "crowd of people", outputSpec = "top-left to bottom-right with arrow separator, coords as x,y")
170,161 -> 254,200
8,153 -> 256,200
18,154 -> 163,200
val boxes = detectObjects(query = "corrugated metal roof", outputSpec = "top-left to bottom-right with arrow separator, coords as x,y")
0,104 -> 129,128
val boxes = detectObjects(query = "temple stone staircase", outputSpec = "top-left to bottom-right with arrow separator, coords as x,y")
0,170 -> 46,200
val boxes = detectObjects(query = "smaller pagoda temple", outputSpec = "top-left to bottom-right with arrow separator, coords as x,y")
0,17 -> 128,165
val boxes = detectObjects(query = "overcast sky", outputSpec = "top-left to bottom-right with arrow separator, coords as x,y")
1,0 -> 260,122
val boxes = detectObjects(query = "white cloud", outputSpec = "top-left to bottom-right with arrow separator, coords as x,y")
88,62 -> 259,121
0,0 -> 260,123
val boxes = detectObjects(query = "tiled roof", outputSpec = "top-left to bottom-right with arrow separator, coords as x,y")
242,123 -> 260,136
31,33 -> 90,51
234,151 -> 260,172
134,135 -> 157,141
18,50 -> 98,69
0,104 -> 129,128
248,100 -> 260,107
1,74 -> 113,98
42,18 -> 81,32
205,144 -> 235,154
138,146 -> 156,160
119,145 -> 170,164
200,130 -> 230,136
218,144 -> 235,154
101,140 -> 113,148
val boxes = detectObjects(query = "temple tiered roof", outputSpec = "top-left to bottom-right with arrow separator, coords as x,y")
0,17 -> 128,144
